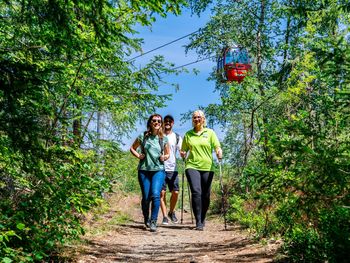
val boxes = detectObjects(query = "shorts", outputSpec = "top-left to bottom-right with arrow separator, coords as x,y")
162,171 -> 179,192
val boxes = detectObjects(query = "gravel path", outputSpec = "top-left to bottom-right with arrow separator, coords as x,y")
72,194 -> 280,263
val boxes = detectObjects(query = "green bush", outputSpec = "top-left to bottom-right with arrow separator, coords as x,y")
280,206 -> 350,263
0,139 -> 138,262
227,194 -> 280,238
0,146 -> 101,261
284,225 -> 326,262
319,206 -> 350,263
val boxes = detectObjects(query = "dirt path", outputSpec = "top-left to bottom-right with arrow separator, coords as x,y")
71,194 -> 280,263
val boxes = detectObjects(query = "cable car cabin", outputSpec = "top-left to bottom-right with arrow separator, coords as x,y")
217,46 -> 251,83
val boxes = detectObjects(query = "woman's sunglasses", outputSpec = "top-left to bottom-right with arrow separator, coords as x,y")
151,119 -> 162,123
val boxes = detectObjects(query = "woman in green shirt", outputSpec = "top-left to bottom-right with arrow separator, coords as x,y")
180,110 -> 222,231
130,114 -> 170,232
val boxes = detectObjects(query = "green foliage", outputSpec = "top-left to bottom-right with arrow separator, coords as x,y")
279,206 -> 349,262
0,0 -> 187,261
101,141 -> 140,193
187,0 -> 350,261
228,195 -> 266,231
279,206 -> 350,263
318,206 -> 350,263
225,193 -> 281,238
284,226 -> 325,262
0,144 -> 101,260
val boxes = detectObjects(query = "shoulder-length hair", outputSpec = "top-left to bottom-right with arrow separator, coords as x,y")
144,113 -> 164,138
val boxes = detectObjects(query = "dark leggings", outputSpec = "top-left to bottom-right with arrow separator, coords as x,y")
185,169 -> 214,226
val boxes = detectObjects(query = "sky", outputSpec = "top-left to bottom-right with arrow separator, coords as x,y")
121,8 -> 222,149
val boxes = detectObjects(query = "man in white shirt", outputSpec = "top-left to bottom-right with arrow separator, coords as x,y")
160,115 -> 182,224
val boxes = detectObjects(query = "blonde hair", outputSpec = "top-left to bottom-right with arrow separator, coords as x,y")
192,110 -> 206,128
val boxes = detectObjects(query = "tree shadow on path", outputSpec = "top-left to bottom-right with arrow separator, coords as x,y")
77,220 -> 277,263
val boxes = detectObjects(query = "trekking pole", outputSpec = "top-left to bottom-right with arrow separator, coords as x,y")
181,164 -> 185,224
181,158 -> 193,224
183,158 -> 194,224
187,181 -> 194,224
219,159 -> 227,230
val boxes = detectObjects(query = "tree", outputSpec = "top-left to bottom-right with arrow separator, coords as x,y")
0,0 -> 187,260
187,0 -> 350,261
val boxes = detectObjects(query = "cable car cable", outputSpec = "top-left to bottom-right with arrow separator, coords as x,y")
168,55 -> 216,71
108,54 -> 214,78
127,29 -> 201,62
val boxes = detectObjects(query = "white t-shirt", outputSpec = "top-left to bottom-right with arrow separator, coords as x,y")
164,132 -> 182,171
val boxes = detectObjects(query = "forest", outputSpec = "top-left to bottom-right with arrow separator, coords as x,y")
1,0 -> 349,262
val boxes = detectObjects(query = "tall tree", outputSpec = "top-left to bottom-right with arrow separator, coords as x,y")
187,0 -> 350,261
0,0 -> 187,260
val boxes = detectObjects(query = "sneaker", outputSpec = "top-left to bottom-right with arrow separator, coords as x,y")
144,219 -> 150,228
162,217 -> 169,225
168,211 -> 178,223
195,223 -> 204,231
150,220 -> 157,232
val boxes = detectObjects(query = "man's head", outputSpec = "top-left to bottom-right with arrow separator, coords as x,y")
164,114 -> 174,132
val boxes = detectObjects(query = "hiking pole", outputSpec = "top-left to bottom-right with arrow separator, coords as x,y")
187,181 -> 194,224
181,158 -> 185,224
219,158 -> 227,230
183,158 -> 194,224
181,158 -> 193,224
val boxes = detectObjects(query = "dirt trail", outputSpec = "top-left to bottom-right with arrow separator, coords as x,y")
72,194 -> 280,263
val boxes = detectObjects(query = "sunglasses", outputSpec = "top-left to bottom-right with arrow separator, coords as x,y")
151,119 -> 162,123
193,116 -> 202,120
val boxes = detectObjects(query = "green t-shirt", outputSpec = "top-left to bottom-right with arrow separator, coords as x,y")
181,128 -> 221,171
137,133 -> 168,171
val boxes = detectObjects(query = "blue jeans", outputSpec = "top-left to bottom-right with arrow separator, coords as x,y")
138,170 -> 166,222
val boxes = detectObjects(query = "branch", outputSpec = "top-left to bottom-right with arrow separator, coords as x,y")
48,54 -> 93,144
80,111 -> 95,146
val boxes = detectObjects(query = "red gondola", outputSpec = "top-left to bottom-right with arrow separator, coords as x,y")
217,46 -> 251,83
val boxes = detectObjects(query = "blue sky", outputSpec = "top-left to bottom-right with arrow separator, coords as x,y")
121,9 -> 222,149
